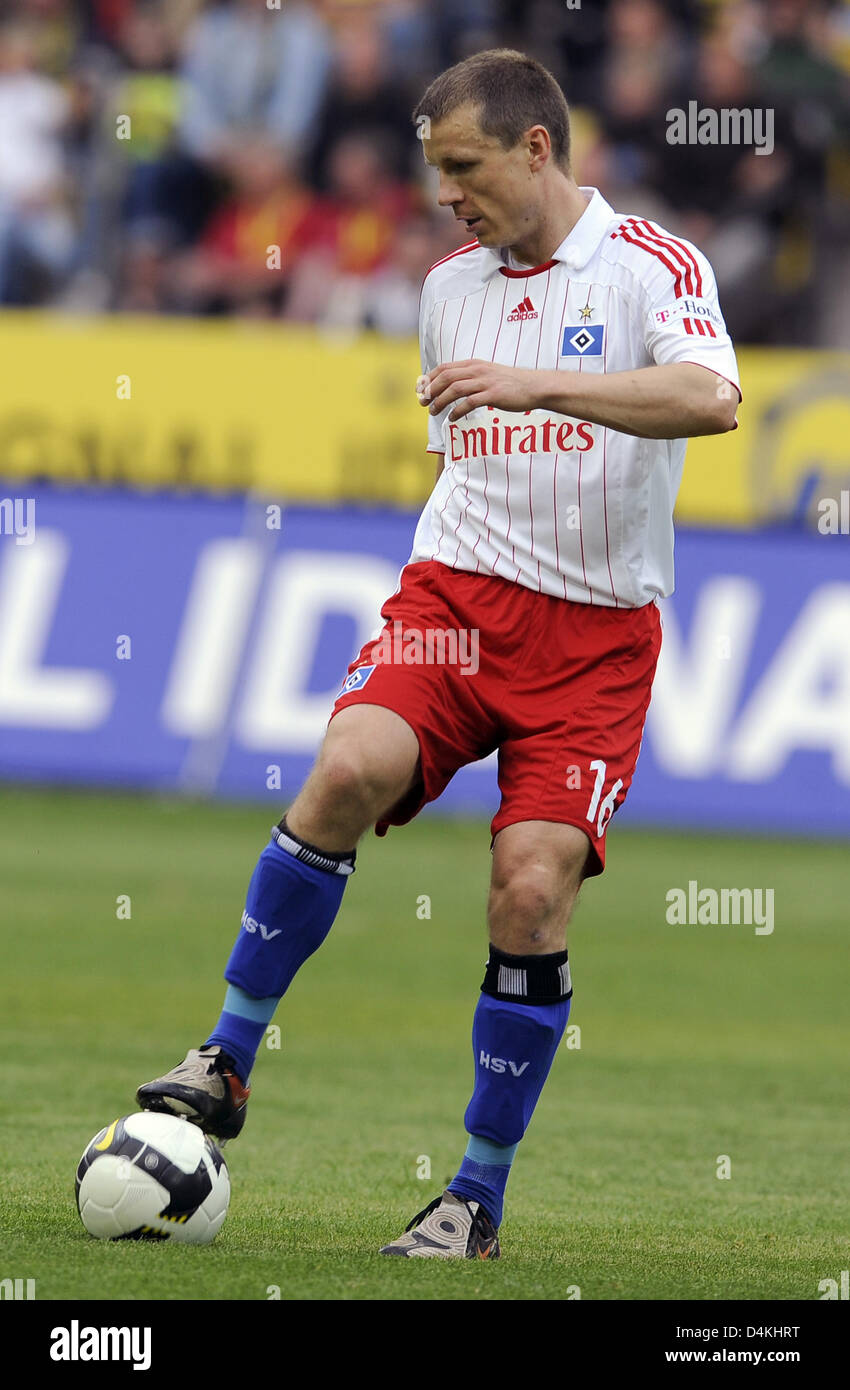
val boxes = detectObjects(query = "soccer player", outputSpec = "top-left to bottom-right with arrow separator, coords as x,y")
137,49 -> 740,1259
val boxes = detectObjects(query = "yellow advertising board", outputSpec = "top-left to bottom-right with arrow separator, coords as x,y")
0,311 -> 847,524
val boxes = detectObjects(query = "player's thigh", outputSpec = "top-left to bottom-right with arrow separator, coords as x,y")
487,820 -> 590,952
491,600 -> 662,881
288,703 -> 421,846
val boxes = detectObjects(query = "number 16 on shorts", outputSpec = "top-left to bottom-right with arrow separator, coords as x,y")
585,759 -> 624,837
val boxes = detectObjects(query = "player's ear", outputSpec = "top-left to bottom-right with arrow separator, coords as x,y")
526,124 -> 551,169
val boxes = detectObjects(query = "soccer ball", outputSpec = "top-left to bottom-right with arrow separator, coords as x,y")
75,1112 -> 230,1244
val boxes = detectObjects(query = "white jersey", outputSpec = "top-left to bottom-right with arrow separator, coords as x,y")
409,186 -> 740,607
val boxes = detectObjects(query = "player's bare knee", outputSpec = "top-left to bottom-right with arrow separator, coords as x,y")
316,741 -> 410,822
488,862 -> 567,940
305,753 -> 373,828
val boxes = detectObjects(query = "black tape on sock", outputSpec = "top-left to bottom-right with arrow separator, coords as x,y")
273,817 -> 356,876
482,945 -> 572,1004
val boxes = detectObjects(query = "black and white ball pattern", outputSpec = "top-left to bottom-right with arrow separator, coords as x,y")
75,1112 -> 230,1244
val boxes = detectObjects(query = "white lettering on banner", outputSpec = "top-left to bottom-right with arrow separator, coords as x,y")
235,553 -> 398,751
0,522 -> 848,808
161,539 -> 264,737
647,577 -> 761,776
729,584 -> 850,782
0,531 -> 112,728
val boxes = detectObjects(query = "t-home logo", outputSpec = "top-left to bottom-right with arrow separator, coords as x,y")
50,1321 -> 152,1371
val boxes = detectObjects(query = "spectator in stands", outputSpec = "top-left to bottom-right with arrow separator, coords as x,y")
654,30 -> 781,332
98,2 -> 215,311
178,0 -> 332,171
17,0 -> 81,80
306,10 -> 414,189
171,139 -> 319,317
0,18 -> 73,303
753,0 -> 850,345
364,214 -> 447,336
597,0 -> 688,190
114,4 -> 206,247
0,0 -> 844,344
284,131 -> 416,326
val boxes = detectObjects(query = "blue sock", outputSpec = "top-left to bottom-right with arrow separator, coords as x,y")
449,1135 -> 518,1228
204,985 -> 278,1085
204,822 -> 354,1082
449,990 -> 571,1227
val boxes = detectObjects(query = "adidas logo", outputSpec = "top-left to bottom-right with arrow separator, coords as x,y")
507,295 -> 538,322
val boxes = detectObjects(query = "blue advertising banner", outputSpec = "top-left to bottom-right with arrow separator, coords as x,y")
0,486 -> 846,836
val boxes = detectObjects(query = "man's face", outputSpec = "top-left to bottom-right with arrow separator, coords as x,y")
422,102 -> 542,250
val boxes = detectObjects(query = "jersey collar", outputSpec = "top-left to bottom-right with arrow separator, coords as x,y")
482,187 -> 616,279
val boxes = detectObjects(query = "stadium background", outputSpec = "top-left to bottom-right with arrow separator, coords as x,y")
1,0 -> 848,1303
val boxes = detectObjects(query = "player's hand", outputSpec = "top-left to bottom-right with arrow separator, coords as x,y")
417,360 -> 542,422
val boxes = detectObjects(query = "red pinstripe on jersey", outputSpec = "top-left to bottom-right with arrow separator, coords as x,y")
632,219 -> 703,293
531,267 -> 553,591
422,240 -> 479,284
430,297 -> 454,559
453,282 -> 493,568
623,219 -> 701,336
468,280 -> 493,572
470,277 -> 491,357
450,297 -> 466,357
469,275 -> 509,571
437,298 -> 447,358
533,270 -> 553,370
507,271 -> 534,582
444,296 -> 472,561
600,283 -> 617,605
611,220 -> 715,337
627,218 -> 716,339
576,352 -> 591,601
553,272 -> 572,599
417,243 -> 477,358
433,297 -> 464,557
611,222 -> 692,329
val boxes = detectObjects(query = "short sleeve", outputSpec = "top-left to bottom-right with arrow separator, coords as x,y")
642,238 -> 741,401
419,273 -> 450,453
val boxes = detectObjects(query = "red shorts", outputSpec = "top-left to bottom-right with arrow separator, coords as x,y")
330,560 -> 662,876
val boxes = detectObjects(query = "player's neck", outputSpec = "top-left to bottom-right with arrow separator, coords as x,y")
507,178 -> 589,268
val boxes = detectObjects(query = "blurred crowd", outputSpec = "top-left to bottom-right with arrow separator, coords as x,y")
0,0 -> 848,345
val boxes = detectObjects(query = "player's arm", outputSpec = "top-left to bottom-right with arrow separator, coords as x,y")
422,359 -> 738,439
535,361 -> 738,438
423,239 -> 741,440
432,452 -> 445,483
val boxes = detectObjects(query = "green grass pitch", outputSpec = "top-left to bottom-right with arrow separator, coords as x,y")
0,784 -> 846,1301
